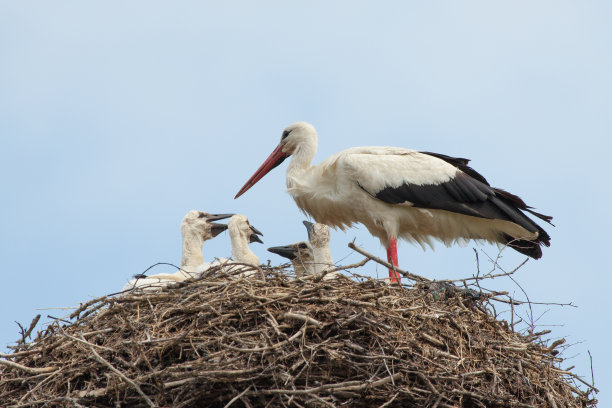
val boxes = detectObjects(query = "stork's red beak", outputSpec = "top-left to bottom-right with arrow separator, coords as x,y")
235,144 -> 289,199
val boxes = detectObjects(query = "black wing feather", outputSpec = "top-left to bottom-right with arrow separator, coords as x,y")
373,153 -> 552,259
420,151 -> 490,185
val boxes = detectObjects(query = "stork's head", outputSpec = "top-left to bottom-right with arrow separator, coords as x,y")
181,211 -> 234,240
228,214 -> 264,244
234,122 -> 317,198
279,122 -> 317,156
303,220 -> 330,248
267,242 -> 313,262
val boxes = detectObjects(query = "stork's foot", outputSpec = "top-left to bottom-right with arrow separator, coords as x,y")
388,268 -> 402,285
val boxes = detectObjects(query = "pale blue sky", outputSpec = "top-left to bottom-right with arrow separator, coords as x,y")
1,1 -> 610,404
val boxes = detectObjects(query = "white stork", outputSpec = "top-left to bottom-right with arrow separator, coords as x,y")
235,122 -> 552,283
122,211 -> 232,292
267,242 -> 315,277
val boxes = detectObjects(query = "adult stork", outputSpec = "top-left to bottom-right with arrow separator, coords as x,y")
235,122 -> 552,283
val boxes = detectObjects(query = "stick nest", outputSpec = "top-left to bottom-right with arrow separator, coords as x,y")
0,264 -> 597,407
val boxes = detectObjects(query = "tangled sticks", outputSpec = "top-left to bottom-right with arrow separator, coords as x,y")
0,259 -> 597,407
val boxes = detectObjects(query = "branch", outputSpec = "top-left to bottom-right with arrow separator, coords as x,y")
0,358 -> 57,374
347,242 -> 429,282
283,312 -> 323,329
443,258 -> 528,284
223,386 -> 252,408
15,314 -> 40,346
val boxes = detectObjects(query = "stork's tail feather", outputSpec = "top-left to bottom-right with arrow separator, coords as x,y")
489,187 -> 552,259
493,188 -> 553,225
502,235 -> 544,259
491,190 -> 552,259
502,221 -> 551,259
524,208 -> 554,225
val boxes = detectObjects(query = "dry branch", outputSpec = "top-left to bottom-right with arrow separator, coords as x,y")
0,359 -> 57,375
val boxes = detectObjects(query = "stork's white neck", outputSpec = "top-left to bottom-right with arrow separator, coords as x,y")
230,234 -> 259,266
292,259 -> 314,277
180,230 -> 205,270
286,137 -> 317,190
312,245 -> 334,273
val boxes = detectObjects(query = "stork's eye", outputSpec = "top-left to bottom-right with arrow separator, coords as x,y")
198,212 -> 206,218
281,129 -> 291,140
298,243 -> 308,249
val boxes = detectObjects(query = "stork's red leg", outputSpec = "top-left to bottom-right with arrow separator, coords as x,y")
386,236 -> 401,283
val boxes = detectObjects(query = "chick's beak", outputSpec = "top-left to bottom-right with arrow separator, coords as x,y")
207,213 -> 235,222
249,225 -> 264,244
209,223 -> 229,237
302,220 -> 315,240
267,245 -> 297,260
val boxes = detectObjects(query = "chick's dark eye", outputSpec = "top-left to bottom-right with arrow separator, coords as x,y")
281,130 -> 291,140
198,212 -> 206,218
298,243 -> 308,249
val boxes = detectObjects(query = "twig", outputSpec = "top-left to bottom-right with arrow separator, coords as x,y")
347,242 -> 429,282
378,392 -> 399,408
283,312 -> 323,329
16,315 -> 40,346
223,386 -> 252,408
588,350 -> 595,389
326,257 -> 370,274
546,392 -> 559,408
444,259 -> 527,284
489,296 -> 576,308
552,368 -> 599,393
0,358 -> 57,374
472,248 -> 483,292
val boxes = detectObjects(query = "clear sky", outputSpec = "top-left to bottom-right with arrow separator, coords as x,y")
1,1 -> 610,404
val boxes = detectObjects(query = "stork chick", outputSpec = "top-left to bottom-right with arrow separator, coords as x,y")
178,210 -> 233,276
122,211 -> 232,292
268,242 -> 315,277
217,214 -> 264,279
228,214 -> 263,265
303,221 -> 341,280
